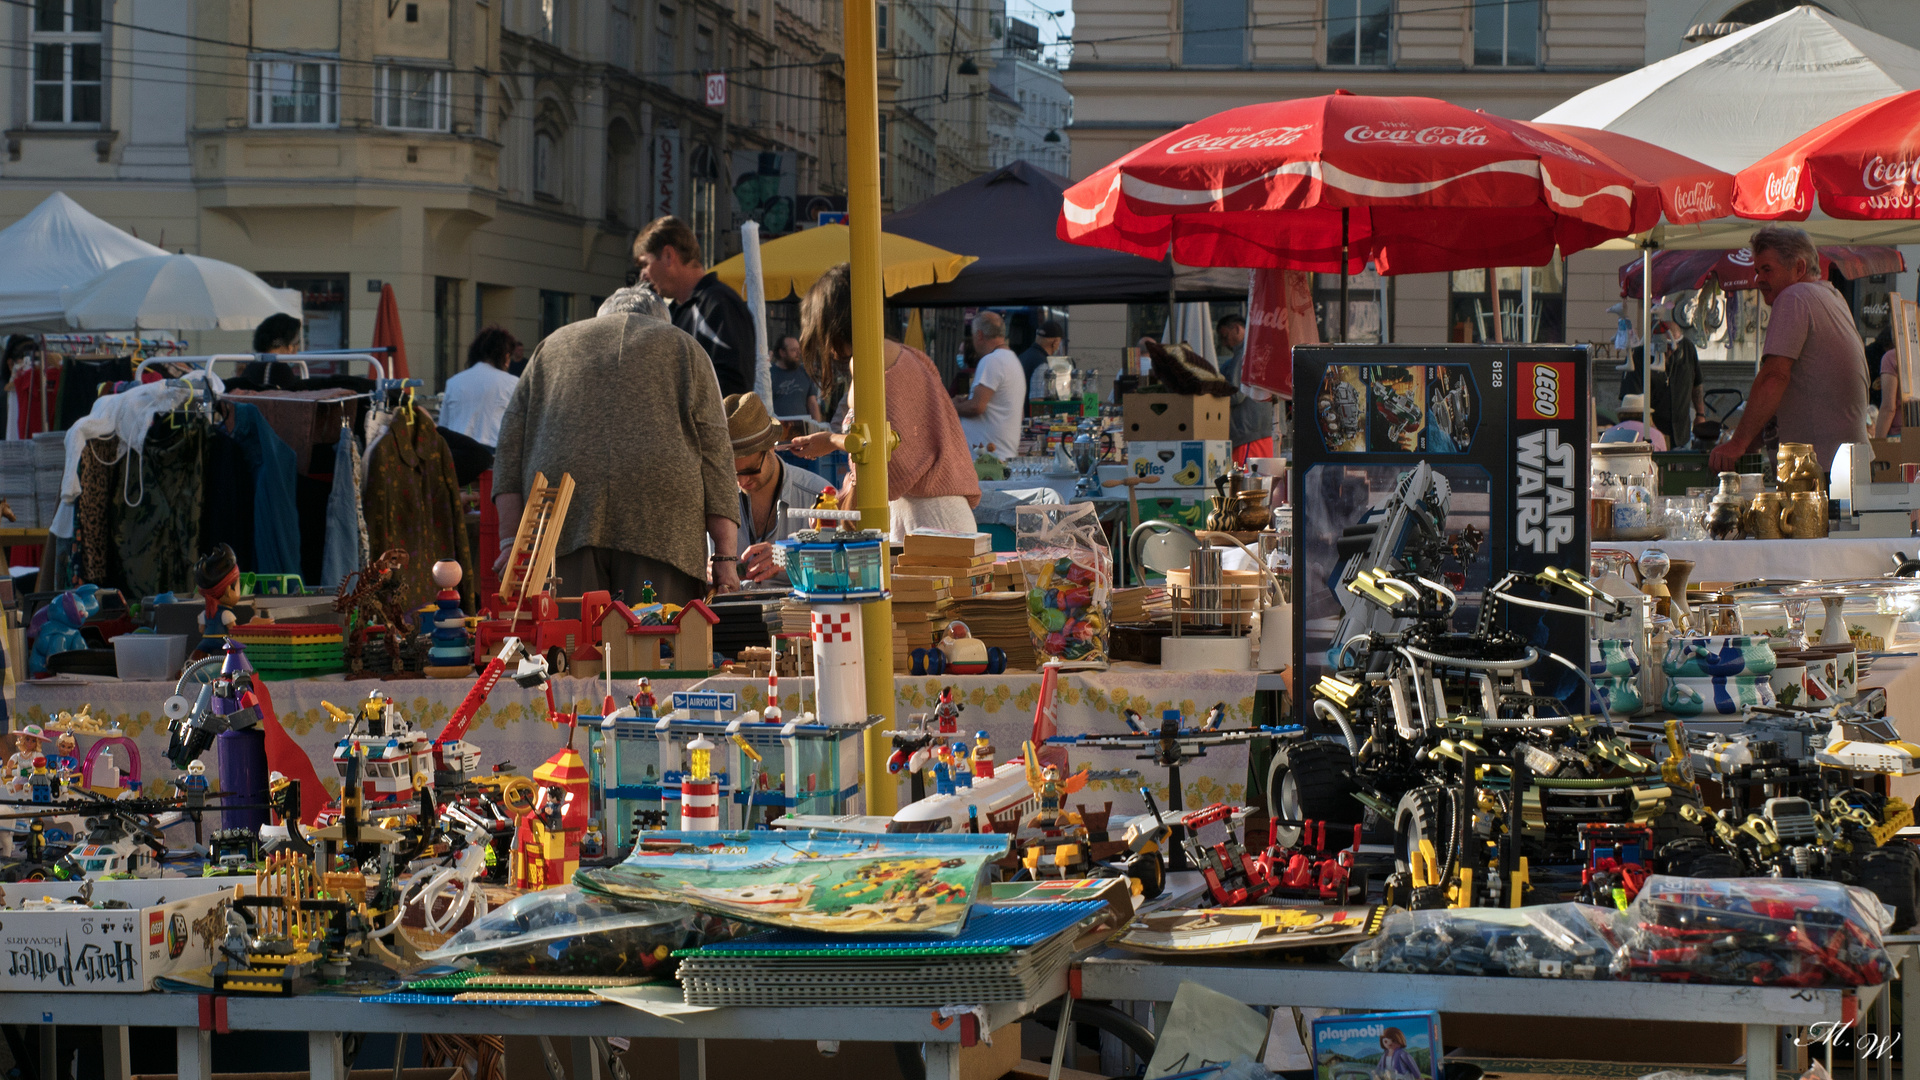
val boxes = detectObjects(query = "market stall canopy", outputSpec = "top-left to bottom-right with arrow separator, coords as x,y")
1526,125 -> 1733,225
0,192 -> 167,331
1734,89 -> 1920,224
1535,7 -> 1920,249
710,223 -> 977,301
1618,245 -> 1907,299
1058,92 -> 1660,275
61,253 -> 302,331
884,160 -> 1250,305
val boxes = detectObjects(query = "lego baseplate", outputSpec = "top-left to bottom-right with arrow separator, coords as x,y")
681,900 -> 1107,958
360,991 -> 602,1006
403,972 -> 651,991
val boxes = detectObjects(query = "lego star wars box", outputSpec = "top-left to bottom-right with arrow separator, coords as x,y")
0,878 -> 241,992
1290,345 -> 1590,723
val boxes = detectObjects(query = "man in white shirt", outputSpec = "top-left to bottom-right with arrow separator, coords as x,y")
952,311 -> 1025,455
439,326 -> 523,447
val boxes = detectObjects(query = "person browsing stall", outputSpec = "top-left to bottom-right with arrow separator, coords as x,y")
438,326 -> 521,447
770,335 -> 822,422
952,311 -> 1026,455
1021,319 -> 1065,396
1216,311 -> 1277,463
1709,225 -> 1870,473
729,392 -> 830,584
636,216 -> 758,397
788,262 -> 981,538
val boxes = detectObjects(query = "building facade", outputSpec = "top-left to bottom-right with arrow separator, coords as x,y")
1060,0 -> 1920,396
0,0 -> 848,387
874,0 -> 995,210
986,17 -> 1071,176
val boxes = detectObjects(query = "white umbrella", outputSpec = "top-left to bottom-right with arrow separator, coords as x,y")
61,254 -> 301,331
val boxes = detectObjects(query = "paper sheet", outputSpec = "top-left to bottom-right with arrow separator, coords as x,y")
595,984 -> 719,1019
1143,980 -> 1272,1079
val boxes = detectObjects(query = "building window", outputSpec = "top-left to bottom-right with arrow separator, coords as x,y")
655,6 -> 676,72
377,68 -> 450,131
1313,267 -> 1392,344
877,1 -> 888,48
533,130 -> 558,197
32,0 -> 103,125
695,25 -> 715,72
1447,265 -> 1565,344
1474,0 -> 1538,67
1181,0 -> 1246,65
1326,0 -> 1391,66
251,58 -> 338,127
539,290 -> 572,339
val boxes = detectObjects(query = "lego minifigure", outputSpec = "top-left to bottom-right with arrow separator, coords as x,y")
971,730 -> 996,778
933,687 -> 964,735
49,731 -> 79,775
193,544 -> 249,662
181,760 -> 209,809
29,756 -> 52,803
631,678 -> 657,719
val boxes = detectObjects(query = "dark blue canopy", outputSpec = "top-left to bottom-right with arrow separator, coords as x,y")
883,160 -> 1247,306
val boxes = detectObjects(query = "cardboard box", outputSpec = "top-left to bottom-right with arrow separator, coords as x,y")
1311,1011 -> 1442,1080
0,877 -> 239,991
903,530 -> 991,558
1122,440 -> 1232,487
1123,392 -> 1230,441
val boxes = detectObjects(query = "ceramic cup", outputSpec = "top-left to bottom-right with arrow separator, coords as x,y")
1788,650 -> 1842,705
1769,659 -> 1808,709
1663,673 -> 1777,717
1813,644 -> 1858,701
1591,638 -> 1641,680
1663,634 -> 1778,678
1592,675 -> 1643,716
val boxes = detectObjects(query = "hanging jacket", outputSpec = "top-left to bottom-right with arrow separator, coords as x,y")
222,402 -> 302,575
321,425 -> 366,587
362,403 -> 474,613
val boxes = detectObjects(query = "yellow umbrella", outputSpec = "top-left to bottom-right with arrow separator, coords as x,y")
712,223 -> 976,300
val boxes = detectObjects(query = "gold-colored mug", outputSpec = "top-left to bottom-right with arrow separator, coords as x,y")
1777,442 -> 1822,494
1778,491 -> 1829,538
1745,492 -> 1785,539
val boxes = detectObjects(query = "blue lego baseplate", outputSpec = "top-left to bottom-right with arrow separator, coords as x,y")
359,992 -> 603,1007
688,900 -> 1109,957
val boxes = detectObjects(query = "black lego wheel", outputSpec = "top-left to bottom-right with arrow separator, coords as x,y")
1857,843 -> 1920,932
1266,739 -> 1364,848
1126,850 -> 1166,901
1654,836 -> 1745,879
1394,786 -> 1457,891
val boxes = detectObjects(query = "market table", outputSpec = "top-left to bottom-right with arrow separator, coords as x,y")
1608,537 -> 1916,583
12,667 -> 1286,820
0,986 -> 1058,1080
1074,956 -> 1859,1080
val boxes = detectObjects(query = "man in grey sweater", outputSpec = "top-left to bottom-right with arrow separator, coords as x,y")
493,312 -> 741,606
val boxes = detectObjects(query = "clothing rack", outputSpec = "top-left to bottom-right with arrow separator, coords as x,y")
132,352 -> 390,383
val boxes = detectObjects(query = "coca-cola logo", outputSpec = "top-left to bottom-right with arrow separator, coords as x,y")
1762,167 -> 1801,207
1671,181 -> 1721,218
1514,134 -> 1594,165
1862,155 -> 1920,192
1344,124 -> 1490,147
1164,126 -> 1313,154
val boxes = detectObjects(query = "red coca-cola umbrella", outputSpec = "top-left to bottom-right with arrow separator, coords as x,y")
1528,124 -> 1734,225
1734,90 -> 1920,220
1058,91 -> 1662,278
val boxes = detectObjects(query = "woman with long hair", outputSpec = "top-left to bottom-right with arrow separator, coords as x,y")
788,263 -> 980,538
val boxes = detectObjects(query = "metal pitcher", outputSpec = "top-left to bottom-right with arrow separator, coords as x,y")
1779,491 -> 1829,539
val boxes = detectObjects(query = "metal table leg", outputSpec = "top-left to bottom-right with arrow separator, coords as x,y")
38,1025 -> 55,1080
101,1025 -> 131,1080
1745,1024 -> 1778,1080
309,1030 -> 345,1080
923,1043 -> 962,1080
177,1027 -> 213,1080
677,1038 -> 705,1080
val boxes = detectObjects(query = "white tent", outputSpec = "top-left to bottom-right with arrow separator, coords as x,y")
0,192 -> 166,330
1536,7 -> 1920,249
61,254 -> 300,332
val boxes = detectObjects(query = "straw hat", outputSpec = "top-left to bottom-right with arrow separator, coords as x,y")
1618,393 -> 1649,417
726,393 -> 781,457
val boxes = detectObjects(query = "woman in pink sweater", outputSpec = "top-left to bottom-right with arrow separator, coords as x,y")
789,262 -> 981,539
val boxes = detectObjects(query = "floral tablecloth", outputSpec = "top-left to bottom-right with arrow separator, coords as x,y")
12,666 -> 1284,818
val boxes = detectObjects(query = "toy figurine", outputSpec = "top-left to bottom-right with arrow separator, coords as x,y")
1022,739 -> 1091,834
334,549 -> 417,676
423,560 -> 474,678
49,731 -> 80,775
631,678 -> 657,719
192,545 -> 250,662
932,687 -> 964,734
932,750 -> 956,797
8,724 -> 47,777
28,756 -> 52,803
971,730 -> 996,778
181,760 -> 210,840
29,584 -> 99,675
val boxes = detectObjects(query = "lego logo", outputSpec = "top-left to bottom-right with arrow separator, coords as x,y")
1531,364 -> 1561,418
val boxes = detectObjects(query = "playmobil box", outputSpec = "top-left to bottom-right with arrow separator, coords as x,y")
0,877 -> 240,992
1289,346 -> 1590,723
1122,440 -> 1232,486
1312,1011 -> 1442,1080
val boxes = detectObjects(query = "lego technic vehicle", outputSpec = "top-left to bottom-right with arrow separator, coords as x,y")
1293,543 -> 1672,909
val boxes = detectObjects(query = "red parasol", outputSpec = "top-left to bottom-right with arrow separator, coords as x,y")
1058,91 -> 1662,276
1734,90 -> 1920,221
1528,124 -> 1733,225
371,282 -> 410,381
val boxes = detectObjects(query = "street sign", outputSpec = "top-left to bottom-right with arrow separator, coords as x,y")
672,690 -> 738,713
705,73 -> 727,108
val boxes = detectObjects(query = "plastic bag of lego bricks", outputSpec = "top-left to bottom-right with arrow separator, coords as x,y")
1017,503 -> 1112,668
1617,875 -> 1892,987
1341,904 -> 1624,979
420,885 -> 718,977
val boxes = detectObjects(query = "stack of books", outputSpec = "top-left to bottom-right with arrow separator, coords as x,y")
946,591 -> 1036,670
895,530 -> 996,588
890,572 -> 952,664
1110,586 -> 1153,625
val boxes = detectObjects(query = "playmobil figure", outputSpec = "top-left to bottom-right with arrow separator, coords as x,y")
424,559 -> 474,678
49,732 -> 79,775
30,584 -> 99,675
192,545 -> 256,661
8,724 -> 47,777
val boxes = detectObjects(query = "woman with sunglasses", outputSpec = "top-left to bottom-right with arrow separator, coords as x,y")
786,263 -> 980,538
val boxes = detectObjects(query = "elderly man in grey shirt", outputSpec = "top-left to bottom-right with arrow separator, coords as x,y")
1710,225 -> 1869,474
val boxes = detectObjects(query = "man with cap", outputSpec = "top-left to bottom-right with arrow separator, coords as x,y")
729,393 -> 830,585
1020,319 -> 1065,394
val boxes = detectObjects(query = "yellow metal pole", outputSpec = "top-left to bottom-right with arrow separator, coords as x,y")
845,0 -> 897,815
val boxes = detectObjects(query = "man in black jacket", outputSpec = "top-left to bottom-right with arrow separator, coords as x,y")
635,216 -> 757,396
